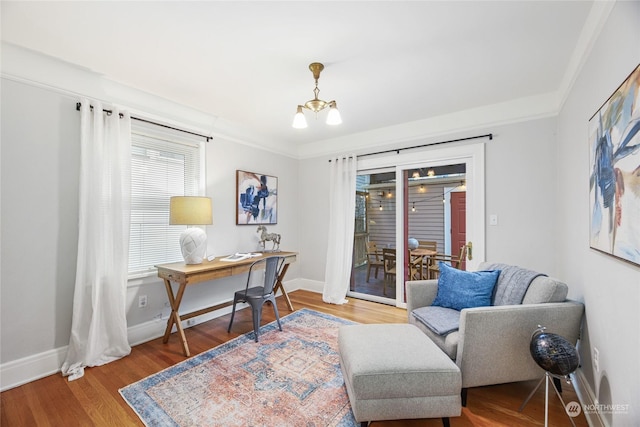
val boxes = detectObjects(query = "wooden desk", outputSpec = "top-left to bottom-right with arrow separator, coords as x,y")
156,251 -> 297,356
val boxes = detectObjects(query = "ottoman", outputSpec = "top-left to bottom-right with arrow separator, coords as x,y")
338,324 -> 461,427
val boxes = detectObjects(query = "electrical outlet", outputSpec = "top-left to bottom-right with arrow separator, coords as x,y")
489,214 -> 499,226
186,319 -> 196,326
138,295 -> 148,308
593,347 -> 599,372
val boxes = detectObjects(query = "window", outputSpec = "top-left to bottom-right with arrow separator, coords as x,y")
128,123 -> 204,276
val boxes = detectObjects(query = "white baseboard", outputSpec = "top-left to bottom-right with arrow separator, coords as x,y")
0,307 -> 237,391
572,368 -> 607,427
0,279 -> 315,391
0,347 -> 67,392
291,278 -> 324,294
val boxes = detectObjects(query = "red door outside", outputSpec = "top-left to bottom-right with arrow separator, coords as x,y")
450,191 -> 466,270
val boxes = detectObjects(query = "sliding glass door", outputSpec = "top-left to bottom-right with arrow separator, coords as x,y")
349,168 -> 397,305
349,143 -> 485,307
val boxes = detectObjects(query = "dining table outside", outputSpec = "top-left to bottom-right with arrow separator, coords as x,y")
409,247 -> 437,280
367,244 -> 438,281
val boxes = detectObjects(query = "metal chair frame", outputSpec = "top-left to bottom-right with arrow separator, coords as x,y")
227,256 -> 285,342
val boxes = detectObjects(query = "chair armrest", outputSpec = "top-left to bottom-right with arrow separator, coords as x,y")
456,301 -> 584,388
405,280 -> 438,320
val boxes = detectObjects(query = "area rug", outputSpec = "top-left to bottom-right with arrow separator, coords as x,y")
119,308 -> 358,427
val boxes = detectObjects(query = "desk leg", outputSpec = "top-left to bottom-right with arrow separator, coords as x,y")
162,279 -> 191,357
273,263 -> 294,312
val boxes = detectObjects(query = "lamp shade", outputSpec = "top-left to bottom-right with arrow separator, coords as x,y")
170,196 -> 213,225
170,196 -> 212,264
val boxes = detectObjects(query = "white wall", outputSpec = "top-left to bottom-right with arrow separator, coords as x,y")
1,79 -> 80,362
557,1 -> 640,425
0,51 -> 300,389
484,118 -> 560,273
299,117 -> 560,284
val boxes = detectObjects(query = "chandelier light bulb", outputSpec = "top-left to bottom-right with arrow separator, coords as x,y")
326,101 -> 342,125
292,106 -> 308,129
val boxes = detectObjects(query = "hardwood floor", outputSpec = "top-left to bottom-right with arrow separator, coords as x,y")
1,290 -> 587,427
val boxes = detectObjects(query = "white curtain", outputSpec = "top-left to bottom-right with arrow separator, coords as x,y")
61,99 -> 132,381
323,155 -> 357,304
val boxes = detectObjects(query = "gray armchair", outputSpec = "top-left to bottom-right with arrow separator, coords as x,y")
406,262 -> 584,406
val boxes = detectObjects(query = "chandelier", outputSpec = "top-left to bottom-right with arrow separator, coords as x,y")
292,62 -> 342,129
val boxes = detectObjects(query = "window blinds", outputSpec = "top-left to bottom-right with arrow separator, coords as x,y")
128,125 -> 203,275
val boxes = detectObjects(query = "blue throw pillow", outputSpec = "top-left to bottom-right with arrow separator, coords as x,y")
432,262 -> 500,311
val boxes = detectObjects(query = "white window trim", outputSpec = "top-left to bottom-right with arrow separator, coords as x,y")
127,121 -> 206,280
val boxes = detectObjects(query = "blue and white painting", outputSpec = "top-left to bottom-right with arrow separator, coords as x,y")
237,170 -> 278,225
589,64 -> 640,266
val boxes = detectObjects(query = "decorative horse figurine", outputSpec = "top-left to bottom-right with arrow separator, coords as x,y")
257,225 -> 281,251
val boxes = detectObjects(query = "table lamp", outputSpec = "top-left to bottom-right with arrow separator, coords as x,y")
170,196 -> 213,264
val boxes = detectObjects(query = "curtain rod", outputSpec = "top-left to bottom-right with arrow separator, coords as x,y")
75,102 -> 212,142
328,133 -> 492,162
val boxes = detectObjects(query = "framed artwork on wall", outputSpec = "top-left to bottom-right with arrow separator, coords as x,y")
236,170 -> 278,225
588,63 -> 640,266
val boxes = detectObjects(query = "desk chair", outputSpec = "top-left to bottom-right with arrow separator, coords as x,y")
228,256 -> 285,342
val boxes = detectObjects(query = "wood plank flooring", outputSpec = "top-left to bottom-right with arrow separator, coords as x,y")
1,290 -> 587,426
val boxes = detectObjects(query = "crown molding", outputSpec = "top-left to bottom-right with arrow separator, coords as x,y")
556,0 -> 616,111
2,0 -> 616,162
1,42 -> 298,159
297,92 -> 559,159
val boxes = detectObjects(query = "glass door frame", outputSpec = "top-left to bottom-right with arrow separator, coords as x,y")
347,167 -> 398,306
355,142 -> 486,308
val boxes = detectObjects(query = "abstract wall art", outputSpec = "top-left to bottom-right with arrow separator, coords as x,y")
589,64 -> 640,266
236,170 -> 278,225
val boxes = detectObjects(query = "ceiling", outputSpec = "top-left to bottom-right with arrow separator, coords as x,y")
1,1 -> 595,152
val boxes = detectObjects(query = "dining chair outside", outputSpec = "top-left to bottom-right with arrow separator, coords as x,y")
227,256 -> 285,342
407,249 -> 423,280
366,241 -> 384,282
417,240 -> 437,252
417,240 -> 437,277
427,244 -> 469,279
382,248 -> 397,295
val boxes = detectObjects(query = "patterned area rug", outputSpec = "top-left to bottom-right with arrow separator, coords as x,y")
120,308 -> 358,427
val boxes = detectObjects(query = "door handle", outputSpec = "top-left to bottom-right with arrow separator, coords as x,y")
467,241 -> 473,260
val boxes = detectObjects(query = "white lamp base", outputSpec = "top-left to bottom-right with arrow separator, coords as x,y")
179,227 -> 207,264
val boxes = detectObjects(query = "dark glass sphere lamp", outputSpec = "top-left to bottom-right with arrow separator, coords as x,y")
529,325 -> 580,377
